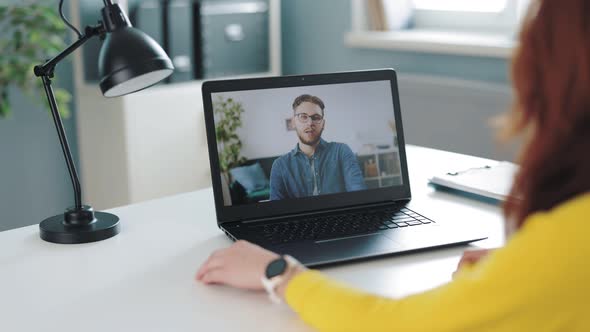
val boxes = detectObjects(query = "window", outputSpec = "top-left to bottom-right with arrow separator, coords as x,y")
412,0 -> 508,13
347,0 -> 532,57
410,0 -> 531,34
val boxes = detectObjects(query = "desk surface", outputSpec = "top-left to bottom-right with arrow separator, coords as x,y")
0,146 -> 505,332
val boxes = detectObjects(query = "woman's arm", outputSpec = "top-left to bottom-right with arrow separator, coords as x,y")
282,214 -> 580,331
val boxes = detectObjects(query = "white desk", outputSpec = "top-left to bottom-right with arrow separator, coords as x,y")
0,146 -> 505,332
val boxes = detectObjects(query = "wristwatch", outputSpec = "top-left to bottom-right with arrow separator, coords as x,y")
261,255 -> 300,304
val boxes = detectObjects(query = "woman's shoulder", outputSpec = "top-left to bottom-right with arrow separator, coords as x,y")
529,192 -> 590,226
511,192 -> 590,258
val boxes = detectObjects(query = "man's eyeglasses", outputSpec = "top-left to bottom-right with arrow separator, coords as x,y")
294,113 -> 324,124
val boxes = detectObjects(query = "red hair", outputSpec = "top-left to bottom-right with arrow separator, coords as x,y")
504,0 -> 590,228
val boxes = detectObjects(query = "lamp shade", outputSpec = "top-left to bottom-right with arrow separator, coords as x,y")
98,27 -> 174,97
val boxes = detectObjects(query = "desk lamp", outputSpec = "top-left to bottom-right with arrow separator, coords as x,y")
34,0 -> 174,244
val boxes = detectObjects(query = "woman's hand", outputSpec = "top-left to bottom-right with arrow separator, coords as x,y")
452,248 -> 493,279
196,240 -> 280,290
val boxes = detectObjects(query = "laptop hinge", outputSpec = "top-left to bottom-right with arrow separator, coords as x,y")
225,200 -> 407,225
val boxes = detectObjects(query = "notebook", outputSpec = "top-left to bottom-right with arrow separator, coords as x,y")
429,161 -> 518,202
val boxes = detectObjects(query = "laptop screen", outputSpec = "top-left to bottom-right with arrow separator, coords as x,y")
203,70 -> 411,222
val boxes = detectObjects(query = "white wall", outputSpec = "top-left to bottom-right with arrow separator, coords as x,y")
213,80 -> 397,160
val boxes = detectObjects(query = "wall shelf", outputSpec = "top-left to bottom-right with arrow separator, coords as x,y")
358,148 -> 402,189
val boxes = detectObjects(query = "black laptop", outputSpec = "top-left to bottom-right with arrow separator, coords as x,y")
202,69 -> 486,267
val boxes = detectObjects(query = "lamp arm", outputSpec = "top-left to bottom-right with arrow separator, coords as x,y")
35,25 -> 104,78
34,24 -> 104,210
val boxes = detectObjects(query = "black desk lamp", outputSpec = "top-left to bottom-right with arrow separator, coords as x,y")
34,0 -> 174,244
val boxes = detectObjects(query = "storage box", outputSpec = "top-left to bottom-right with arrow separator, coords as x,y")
200,0 -> 270,78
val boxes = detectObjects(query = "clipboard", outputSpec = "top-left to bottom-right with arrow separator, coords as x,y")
428,161 -> 518,203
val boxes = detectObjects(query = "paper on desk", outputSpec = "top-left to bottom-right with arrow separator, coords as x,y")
429,161 -> 519,201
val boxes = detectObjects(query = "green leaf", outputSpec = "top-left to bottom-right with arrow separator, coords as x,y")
54,88 -> 72,118
0,88 -> 10,117
0,3 -> 70,119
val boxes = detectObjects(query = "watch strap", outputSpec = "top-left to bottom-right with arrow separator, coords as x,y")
261,255 -> 300,304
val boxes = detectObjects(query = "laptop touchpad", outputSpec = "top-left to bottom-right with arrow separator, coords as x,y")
275,233 -> 403,266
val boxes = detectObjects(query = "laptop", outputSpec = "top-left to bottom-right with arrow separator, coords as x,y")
202,69 -> 487,267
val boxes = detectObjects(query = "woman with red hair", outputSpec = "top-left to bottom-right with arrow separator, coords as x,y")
197,0 -> 590,330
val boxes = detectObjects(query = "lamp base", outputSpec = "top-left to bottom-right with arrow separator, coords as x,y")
40,210 -> 120,244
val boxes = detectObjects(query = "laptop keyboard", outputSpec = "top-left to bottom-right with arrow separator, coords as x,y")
246,208 -> 434,245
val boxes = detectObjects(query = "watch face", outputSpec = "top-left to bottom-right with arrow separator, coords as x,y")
265,257 -> 287,279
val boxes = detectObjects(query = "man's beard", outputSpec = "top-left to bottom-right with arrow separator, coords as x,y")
297,127 -> 324,146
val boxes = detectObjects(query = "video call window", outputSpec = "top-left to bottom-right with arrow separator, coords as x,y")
212,80 -> 402,206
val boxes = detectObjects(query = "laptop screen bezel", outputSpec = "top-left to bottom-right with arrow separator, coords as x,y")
202,69 -> 411,224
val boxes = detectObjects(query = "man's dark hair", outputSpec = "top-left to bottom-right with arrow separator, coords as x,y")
292,94 -> 325,115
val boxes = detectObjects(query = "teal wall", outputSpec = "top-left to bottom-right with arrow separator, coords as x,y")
281,0 -> 510,83
0,1 -> 78,232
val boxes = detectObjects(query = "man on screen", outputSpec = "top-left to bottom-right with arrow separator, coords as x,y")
270,94 -> 366,200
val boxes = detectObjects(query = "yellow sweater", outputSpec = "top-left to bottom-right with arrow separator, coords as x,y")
285,193 -> 590,332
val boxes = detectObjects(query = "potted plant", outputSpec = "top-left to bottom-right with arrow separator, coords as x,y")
214,95 -> 247,177
214,95 -> 248,205
0,3 -> 71,118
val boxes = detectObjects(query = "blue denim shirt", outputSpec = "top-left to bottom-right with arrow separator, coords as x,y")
269,139 -> 367,200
